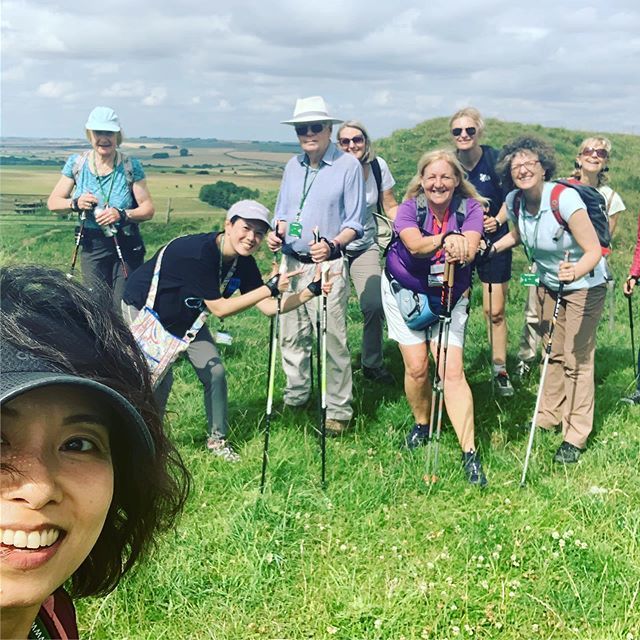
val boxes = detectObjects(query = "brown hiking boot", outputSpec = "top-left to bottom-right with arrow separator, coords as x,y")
325,419 -> 349,437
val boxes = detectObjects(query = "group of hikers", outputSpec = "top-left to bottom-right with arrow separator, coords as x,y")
2,98 -> 639,638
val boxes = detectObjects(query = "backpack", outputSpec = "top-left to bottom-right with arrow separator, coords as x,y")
513,179 -> 610,256
383,192 -> 469,256
370,158 -> 395,248
72,150 -> 135,186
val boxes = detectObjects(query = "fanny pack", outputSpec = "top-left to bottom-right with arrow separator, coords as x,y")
385,269 -> 441,330
129,240 -> 208,387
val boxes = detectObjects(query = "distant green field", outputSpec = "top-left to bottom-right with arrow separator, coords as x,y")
1,125 -> 639,640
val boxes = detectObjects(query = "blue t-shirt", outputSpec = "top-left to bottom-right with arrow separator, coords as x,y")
62,152 -> 145,230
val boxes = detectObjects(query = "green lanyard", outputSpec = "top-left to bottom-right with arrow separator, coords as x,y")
29,616 -> 51,640
296,164 -> 321,221
518,199 -> 543,266
92,151 -> 117,207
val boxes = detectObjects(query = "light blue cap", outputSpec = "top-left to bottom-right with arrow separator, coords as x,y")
85,106 -> 121,132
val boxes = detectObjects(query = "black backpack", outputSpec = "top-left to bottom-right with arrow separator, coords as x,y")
514,178 -> 611,255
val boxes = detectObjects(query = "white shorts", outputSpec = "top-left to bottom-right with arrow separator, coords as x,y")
381,273 -> 469,348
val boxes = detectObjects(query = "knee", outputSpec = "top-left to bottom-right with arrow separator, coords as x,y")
404,360 -> 429,386
444,362 -> 466,386
198,357 -> 226,387
485,306 -> 505,325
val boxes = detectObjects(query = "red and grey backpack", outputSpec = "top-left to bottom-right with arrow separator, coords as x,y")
514,179 -> 611,256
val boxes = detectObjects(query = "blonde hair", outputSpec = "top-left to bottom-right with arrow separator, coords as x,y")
336,120 -> 376,164
86,129 -> 124,147
403,149 -> 489,208
572,136 -> 611,186
448,107 -> 485,137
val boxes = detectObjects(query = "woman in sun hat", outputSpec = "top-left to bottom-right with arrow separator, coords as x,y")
336,119 -> 398,385
47,106 -> 155,306
0,264 -> 189,640
123,199 -> 333,461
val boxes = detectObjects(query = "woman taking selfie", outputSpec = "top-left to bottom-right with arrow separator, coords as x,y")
0,265 -> 189,639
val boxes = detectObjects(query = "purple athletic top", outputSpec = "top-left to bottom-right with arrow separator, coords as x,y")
386,196 -> 484,300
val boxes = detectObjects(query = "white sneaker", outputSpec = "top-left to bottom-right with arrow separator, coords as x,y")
206,437 -> 241,462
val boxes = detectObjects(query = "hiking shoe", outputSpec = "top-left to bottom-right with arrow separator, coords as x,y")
620,389 -> 640,405
325,419 -> 349,437
553,441 -> 582,464
405,423 -> 430,450
515,360 -> 533,379
462,450 -> 488,487
363,366 -> 394,384
494,371 -> 514,397
206,437 -> 241,462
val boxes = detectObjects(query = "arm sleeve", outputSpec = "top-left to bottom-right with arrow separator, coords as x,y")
559,188 -> 587,224
340,160 -> 366,238
461,199 -> 485,233
131,157 -> 146,182
393,199 -> 419,233
630,214 -> 640,278
239,257 -> 264,293
607,189 -> 625,217
274,158 -> 294,223
505,190 -> 518,224
61,155 -> 77,179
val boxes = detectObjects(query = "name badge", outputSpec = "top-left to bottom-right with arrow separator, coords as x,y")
289,221 -> 303,238
225,277 -> 241,296
427,263 -> 445,288
520,272 -> 540,287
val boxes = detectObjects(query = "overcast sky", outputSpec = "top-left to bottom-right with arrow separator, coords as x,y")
2,0 -> 638,142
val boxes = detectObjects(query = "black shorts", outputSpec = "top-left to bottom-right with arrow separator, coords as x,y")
475,224 -> 512,284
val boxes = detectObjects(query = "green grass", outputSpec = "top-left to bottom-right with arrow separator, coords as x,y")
1,120 -> 639,640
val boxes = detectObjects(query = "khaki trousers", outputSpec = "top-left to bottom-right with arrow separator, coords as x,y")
536,284 -> 606,449
279,255 -> 353,421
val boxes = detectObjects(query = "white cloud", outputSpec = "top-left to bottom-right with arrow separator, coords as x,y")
142,87 -> 168,106
36,81 -> 72,98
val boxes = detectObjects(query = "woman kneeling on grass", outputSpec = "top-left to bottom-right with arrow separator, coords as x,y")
488,136 -> 606,464
0,265 -> 189,640
122,200 -> 332,462
381,149 -> 488,486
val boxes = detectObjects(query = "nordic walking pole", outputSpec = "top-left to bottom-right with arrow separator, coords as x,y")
109,228 -> 129,278
520,251 -> 568,487
320,260 -> 330,487
260,229 -> 286,493
313,228 -> 322,412
68,211 -> 87,278
628,287 -> 637,380
424,261 -> 455,485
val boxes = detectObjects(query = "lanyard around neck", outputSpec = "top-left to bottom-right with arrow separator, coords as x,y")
92,151 -> 117,206
296,163 -> 321,220
431,207 -> 450,261
218,234 -> 238,295
518,197 -> 543,264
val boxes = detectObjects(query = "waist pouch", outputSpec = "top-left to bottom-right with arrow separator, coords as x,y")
385,268 -> 442,330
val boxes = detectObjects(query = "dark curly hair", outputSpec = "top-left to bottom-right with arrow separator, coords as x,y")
496,135 -> 557,192
0,264 -> 190,597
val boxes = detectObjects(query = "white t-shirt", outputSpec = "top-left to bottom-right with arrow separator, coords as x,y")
348,156 -> 396,253
597,184 -> 625,218
506,182 -> 607,292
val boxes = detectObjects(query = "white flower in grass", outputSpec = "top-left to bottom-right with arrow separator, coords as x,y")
495,622 -> 503,629
552,551 -> 559,559
559,539 -> 566,549
551,531 -> 560,540
339,543 -> 347,552
421,629 -> 430,639
451,626 -> 461,636
327,625 -> 338,635
464,624 -> 474,635
417,581 -> 428,594
374,619 -> 382,629
426,561 -> 435,570
580,541 -> 588,549
492,552 -> 500,560
481,580 -> 489,589
450,603 -> 458,611
532,623 -> 540,633
504,498 -> 511,505
563,529 -> 573,538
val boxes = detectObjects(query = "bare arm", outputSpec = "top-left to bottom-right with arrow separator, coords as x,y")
382,188 -> 399,221
204,286 -> 272,319
127,179 -> 155,221
47,176 -> 86,212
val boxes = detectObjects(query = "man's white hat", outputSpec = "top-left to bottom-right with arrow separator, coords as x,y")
281,96 -> 342,125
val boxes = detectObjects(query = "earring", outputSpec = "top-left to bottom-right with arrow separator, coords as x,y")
574,160 -> 581,169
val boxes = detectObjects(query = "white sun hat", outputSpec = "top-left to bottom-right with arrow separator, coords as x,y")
281,96 -> 342,125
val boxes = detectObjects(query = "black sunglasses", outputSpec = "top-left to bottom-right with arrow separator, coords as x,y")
451,127 -> 477,137
295,123 -> 325,136
338,135 -> 365,147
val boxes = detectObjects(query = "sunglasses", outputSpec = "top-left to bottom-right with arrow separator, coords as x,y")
451,127 -> 477,137
295,123 -> 326,136
338,135 -> 365,147
581,147 -> 608,159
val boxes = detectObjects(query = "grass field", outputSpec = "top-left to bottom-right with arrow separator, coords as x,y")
1,131 -> 639,639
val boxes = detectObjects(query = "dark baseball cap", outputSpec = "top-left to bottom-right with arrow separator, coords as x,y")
0,342 -> 155,456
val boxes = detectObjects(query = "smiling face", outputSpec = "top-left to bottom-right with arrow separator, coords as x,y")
89,129 -> 117,160
577,143 -> 609,177
510,150 -> 545,192
450,115 -> 479,152
1,385 -> 114,615
224,217 -> 268,257
420,158 -> 460,209
337,126 -> 366,162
